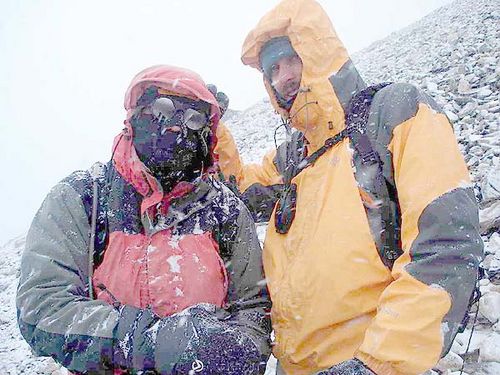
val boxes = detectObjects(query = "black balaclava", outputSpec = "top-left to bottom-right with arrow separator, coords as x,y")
131,87 -> 211,192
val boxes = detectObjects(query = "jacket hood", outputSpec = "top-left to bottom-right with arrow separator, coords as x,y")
241,0 -> 361,152
112,65 -> 222,215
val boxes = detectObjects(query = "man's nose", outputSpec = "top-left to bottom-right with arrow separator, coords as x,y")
172,110 -> 184,124
280,67 -> 293,82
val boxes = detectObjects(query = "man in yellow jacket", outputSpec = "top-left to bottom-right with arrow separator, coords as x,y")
215,0 -> 484,374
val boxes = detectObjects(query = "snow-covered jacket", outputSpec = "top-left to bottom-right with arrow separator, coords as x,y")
215,1 -> 484,374
17,65 -> 271,374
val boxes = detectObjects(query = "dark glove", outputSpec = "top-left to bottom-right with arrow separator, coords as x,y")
114,304 -> 266,374
207,84 -> 229,117
168,304 -> 265,375
114,305 -> 215,373
316,358 -> 377,375
113,305 -> 158,370
221,173 -> 242,196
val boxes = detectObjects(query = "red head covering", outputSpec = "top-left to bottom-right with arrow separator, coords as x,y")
112,65 -> 222,214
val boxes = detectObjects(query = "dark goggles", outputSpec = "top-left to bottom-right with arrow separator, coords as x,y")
141,96 -> 210,132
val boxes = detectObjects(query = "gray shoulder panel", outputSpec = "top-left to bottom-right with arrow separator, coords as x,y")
406,187 -> 483,355
366,83 -> 445,190
368,82 -> 443,143
328,59 -> 367,112
17,182 -> 118,338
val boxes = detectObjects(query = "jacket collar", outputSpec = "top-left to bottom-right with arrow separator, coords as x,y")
141,178 -> 217,236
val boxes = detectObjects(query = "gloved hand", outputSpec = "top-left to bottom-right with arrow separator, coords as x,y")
114,304 -> 265,374
113,304 -> 215,375
316,358 -> 377,375
113,305 -> 158,370
113,305 -> 198,373
207,84 -> 229,117
219,173 -> 242,198
166,304 -> 265,375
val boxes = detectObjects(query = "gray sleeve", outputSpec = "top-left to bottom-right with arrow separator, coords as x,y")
241,182 -> 283,223
221,201 -> 273,364
16,183 -> 119,371
406,187 -> 484,355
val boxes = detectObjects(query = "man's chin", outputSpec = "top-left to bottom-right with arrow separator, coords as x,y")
284,89 -> 299,102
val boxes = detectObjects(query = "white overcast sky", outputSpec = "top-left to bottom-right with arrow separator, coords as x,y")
0,0 -> 454,244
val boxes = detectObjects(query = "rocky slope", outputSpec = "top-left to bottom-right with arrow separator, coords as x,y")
1,0 -> 499,373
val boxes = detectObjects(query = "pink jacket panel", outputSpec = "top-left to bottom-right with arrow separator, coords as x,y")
93,229 -> 228,318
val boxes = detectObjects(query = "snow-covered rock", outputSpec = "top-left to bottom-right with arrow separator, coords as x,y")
480,202 -> 500,234
353,0 -> 499,190
452,328 -> 489,356
479,333 -> 500,362
489,233 -> 500,253
0,236 -> 68,374
479,164 -> 500,232
479,292 -> 500,323
435,351 -> 464,372
474,363 -> 500,375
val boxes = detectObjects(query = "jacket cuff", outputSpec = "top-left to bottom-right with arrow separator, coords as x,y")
355,353 -> 405,375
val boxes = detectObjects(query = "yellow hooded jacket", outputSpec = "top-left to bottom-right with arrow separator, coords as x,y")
215,0 -> 483,374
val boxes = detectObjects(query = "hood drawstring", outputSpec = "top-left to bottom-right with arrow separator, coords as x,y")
274,118 -> 292,151
199,127 -> 211,157
295,88 -> 316,145
88,162 -> 107,300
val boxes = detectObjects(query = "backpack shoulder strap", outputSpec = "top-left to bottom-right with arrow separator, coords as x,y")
346,83 -> 392,164
346,83 -> 403,270
275,130 -> 306,185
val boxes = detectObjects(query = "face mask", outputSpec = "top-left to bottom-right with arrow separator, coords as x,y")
131,94 -> 211,189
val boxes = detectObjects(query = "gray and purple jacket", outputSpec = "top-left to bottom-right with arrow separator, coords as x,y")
16,65 -> 272,374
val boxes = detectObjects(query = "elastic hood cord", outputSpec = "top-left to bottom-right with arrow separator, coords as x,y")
88,129 -> 125,300
88,162 -> 106,300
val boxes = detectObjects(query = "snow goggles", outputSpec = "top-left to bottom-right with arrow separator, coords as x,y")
142,96 -> 210,132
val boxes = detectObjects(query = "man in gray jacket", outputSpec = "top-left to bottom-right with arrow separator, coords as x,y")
16,65 -> 271,374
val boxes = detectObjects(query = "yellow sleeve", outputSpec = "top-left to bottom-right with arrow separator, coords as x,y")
215,122 -> 283,192
356,104 -> 482,375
